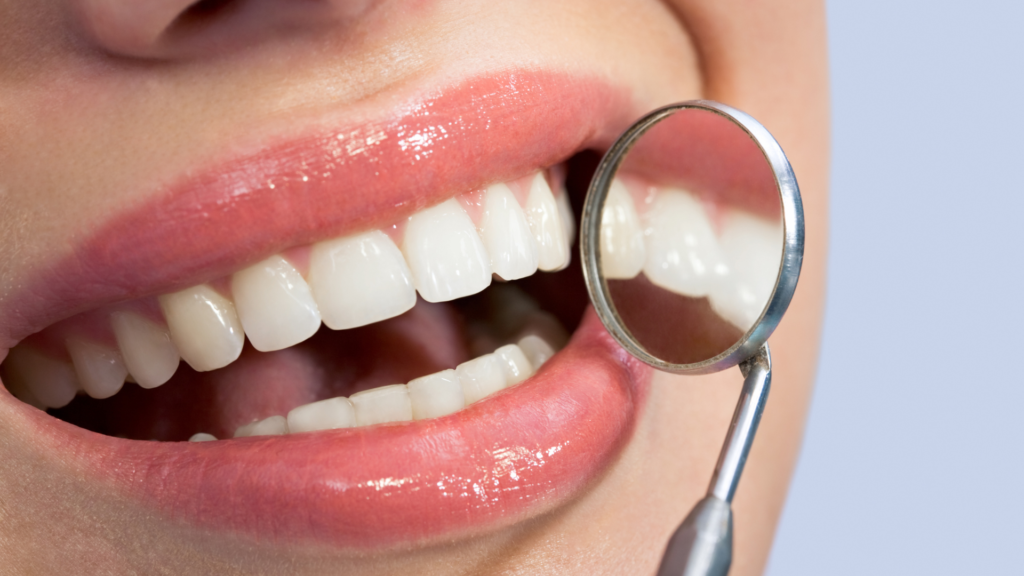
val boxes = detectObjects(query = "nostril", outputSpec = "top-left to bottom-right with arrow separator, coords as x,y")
172,0 -> 240,32
71,0 -> 208,58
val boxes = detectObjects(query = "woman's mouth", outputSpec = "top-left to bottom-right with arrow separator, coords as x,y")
0,69 -> 778,551
0,70 -> 657,550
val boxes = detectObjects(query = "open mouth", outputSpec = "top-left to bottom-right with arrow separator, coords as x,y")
0,69 -> 778,552
6,164 -> 583,439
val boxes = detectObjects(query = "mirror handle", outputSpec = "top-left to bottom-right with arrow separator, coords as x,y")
655,344 -> 771,576
710,343 -> 771,503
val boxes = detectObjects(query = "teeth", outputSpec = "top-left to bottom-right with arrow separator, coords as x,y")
710,210 -> 784,331
481,183 -> 539,280
600,178 -> 646,279
234,415 -> 289,438
494,343 -> 534,386
110,311 -> 180,389
350,384 -> 413,426
2,347 -> 79,408
286,396 -> 356,433
189,432 -> 217,442
455,353 -> 507,404
66,338 -> 127,400
231,255 -> 322,352
517,335 -> 555,369
524,173 -> 571,272
407,369 -> 465,420
159,285 -> 245,372
402,199 -> 492,303
643,189 -> 728,298
308,231 -> 417,330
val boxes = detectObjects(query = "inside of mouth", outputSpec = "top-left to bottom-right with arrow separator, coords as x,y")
49,273 -> 588,441
0,151 -> 601,442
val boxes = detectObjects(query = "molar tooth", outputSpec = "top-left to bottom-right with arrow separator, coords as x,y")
66,338 -> 128,400
643,189 -> 727,297
234,415 -> 288,438
401,199 -> 492,303
456,354 -> 507,404
189,432 -> 217,442
110,311 -> 180,389
2,347 -> 78,408
350,384 -> 413,426
232,255 -> 322,352
517,335 -> 556,369
710,210 -> 784,331
600,178 -> 646,279
309,231 -> 416,330
480,183 -> 539,280
494,344 -> 534,386
160,285 -> 244,372
287,397 -> 356,433
407,369 -> 465,420
524,173 -> 570,271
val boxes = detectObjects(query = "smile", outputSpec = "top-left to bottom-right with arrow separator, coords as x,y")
0,69 -> 777,552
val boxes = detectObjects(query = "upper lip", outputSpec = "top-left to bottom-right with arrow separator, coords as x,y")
0,69 -> 635,350
0,69 -> 652,549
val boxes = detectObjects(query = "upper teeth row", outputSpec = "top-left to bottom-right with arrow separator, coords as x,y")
2,170 -> 574,409
189,335 -> 556,442
600,178 -> 784,331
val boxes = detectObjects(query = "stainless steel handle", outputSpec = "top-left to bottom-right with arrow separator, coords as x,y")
656,344 -> 772,575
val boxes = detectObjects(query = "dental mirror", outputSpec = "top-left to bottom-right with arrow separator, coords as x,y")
580,101 -> 803,576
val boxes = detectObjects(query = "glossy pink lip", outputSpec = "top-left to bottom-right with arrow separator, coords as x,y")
0,70 -> 654,549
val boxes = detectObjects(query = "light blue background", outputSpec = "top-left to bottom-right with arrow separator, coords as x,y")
766,1 -> 1024,574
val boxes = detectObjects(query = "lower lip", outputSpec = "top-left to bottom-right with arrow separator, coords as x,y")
5,309 -> 650,549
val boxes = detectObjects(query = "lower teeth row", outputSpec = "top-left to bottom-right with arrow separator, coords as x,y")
191,335 -> 556,442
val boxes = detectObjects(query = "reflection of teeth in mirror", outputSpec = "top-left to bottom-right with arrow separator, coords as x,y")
642,188 -> 728,298
600,178 -> 646,279
709,210 -> 784,331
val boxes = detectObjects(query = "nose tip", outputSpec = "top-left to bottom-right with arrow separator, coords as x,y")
72,0 -> 204,57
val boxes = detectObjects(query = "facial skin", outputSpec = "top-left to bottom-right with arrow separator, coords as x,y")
0,0 -> 828,574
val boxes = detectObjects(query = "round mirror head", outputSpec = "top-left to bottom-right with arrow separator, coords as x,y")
581,101 -> 804,374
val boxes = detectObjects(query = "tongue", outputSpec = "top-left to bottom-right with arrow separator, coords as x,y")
51,299 -> 472,441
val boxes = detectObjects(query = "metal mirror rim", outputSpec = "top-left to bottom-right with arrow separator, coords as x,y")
580,100 -> 805,375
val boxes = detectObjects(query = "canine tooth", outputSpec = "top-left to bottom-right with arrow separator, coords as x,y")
66,338 -> 128,399
309,231 -> 416,330
480,183 -> 539,280
189,432 -> 217,442
407,369 -> 465,420
710,210 -> 784,331
600,178 -> 646,279
524,173 -> 570,271
350,384 -> 413,426
402,199 -> 492,303
494,344 -> 534,386
643,189 -> 727,297
2,347 -> 78,408
234,415 -> 288,438
456,354 -> 507,404
160,285 -> 244,372
232,255 -> 322,352
110,311 -> 180,389
287,397 -> 356,433
517,335 -> 555,369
